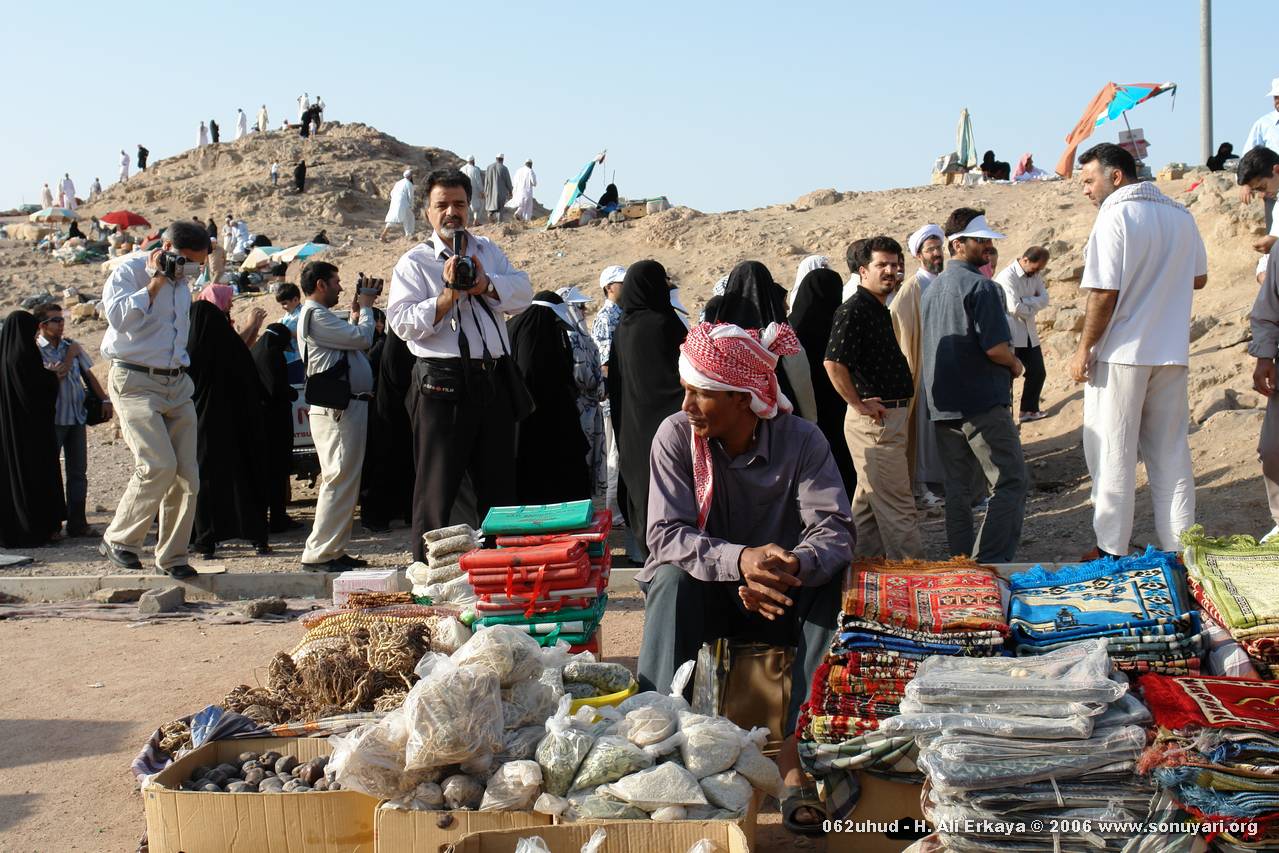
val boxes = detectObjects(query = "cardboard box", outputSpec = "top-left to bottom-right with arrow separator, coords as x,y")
825,774 -> 928,853
374,804 -> 553,853
144,736 -> 379,853
448,822 -> 749,853
333,569 -> 407,606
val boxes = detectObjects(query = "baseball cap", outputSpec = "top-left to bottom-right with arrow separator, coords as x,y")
599,265 -> 627,289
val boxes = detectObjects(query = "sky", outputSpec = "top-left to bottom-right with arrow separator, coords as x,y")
2,1 -> 1275,214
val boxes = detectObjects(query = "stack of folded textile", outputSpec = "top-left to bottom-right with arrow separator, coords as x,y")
1008,547 -> 1204,676
407,523 -> 482,604
1182,526 -> 1279,679
885,638 -> 1157,852
463,501 -> 611,654
797,558 -> 1007,818
1139,673 -> 1279,848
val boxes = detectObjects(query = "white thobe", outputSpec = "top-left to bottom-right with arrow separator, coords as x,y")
298,95 -> 309,120
118,154 -> 129,182
257,107 -> 268,132
235,112 -> 247,139
61,178 -> 76,210
198,125 -> 208,148
460,164 -> 486,219
512,166 -> 537,220
41,186 -> 53,208
384,178 -> 415,236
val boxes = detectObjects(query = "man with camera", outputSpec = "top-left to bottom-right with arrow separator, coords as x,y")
298,260 -> 378,572
388,168 -> 533,562
98,221 -> 208,579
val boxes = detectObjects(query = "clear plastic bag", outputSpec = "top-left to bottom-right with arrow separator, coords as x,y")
687,842 -> 725,853
570,735 -> 653,790
327,712 -> 410,798
699,769 -> 752,813
686,804 -> 743,821
452,625 -> 545,687
386,780 -> 444,810
425,559 -> 464,585
403,655 -> 504,770
514,838 -> 553,853
903,638 -> 1125,704
597,762 -> 709,810
880,710 -> 1094,739
563,661 -> 634,695
926,724 -> 1147,761
427,532 -> 477,560
533,791 -> 571,817
618,706 -> 677,747
503,678 -> 560,730
537,696 -> 596,796
573,795 -> 649,820
617,660 -> 695,716
441,773 -> 485,809
480,760 -> 543,811
429,618 -> 472,654
898,697 -> 1105,719
581,828 -> 608,853
500,725 -> 548,762
424,575 -> 476,605
424,523 -> 476,543
406,561 -> 431,586
651,805 -> 687,821
678,712 -> 743,778
733,731 -> 783,798
641,731 -> 686,761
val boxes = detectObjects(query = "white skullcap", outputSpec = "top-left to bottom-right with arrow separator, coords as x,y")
946,214 -> 1005,241
403,169 -> 412,178
599,265 -> 627,288
907,224 -> 944,257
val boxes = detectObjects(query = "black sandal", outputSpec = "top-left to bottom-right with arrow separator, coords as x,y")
780,782 -> 828,837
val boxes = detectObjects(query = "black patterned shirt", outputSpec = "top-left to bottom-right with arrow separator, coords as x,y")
824,286 -> 914,401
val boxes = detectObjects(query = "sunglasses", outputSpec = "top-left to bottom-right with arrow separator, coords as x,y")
41,317 -> 65,324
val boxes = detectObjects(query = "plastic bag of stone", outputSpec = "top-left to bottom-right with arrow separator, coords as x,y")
537,696 -> 595,796
480,760 -> 543,811
572,794 -> 649,820
678,712 -> 743,778
424,558 -> 465,585
733,729 -> 783,798
504,677 -> 560,729
403,654 -> 503,770
451,624 -> 544,687
328,712 -> 411,799
617,705 -> 678,747
641,730 -> 686,761
569,735 -> 653,790
617,660 -> 694,716
563,661 -> 633,695
386,781 -> 444,810
699,770 -> 752,813
686,804 -> 743,820
651,805 -> 687,821
427,531 -> 477,561
534,791 -> 571,817
441,773 -> 485,809
597,762 -> 709,810
424,523 -> 475,543
500,725 -> 548,762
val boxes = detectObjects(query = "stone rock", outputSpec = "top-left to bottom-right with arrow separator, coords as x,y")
235,597 -> 288,619
1228,389 -> 1264,410
1188,315 -> 1220,343
1027,227 -> 1054,246
794,188 -> 842,208
91,588 -> 146,604
1193,389 -> 1234,424
70,302 -> 97,321
1053,308 -> 1085,332
1051,262 -> 1085,282
139,585 -> 186,614
333,190 -> 362,213
1047,239 -> 1071,257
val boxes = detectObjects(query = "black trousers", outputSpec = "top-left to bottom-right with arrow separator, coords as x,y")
1015,345 -> 1046,413
409,361 -> 518,562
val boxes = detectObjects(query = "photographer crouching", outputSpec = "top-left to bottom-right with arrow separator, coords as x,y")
387,168 -> 533,561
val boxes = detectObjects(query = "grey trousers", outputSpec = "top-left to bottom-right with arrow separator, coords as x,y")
637,563 -> 841,733
933,405 -> 1028,562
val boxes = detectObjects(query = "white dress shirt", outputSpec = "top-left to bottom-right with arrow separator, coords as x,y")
994,260 -> 1049,347
1245,109 -> 1279,154
387,231 -> 533,359
100,254 -> 191,369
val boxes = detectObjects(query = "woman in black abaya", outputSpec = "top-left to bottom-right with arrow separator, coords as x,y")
607,261 -> 687,556
507,291 -> 590,505
362,317 -> 416,532
250,323 -> 299,532
188,301 -> 269,557
788,267 -> 857,497
0,310 -> 65,546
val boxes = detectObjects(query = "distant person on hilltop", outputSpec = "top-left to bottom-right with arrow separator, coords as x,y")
484,154 -> 513,223
198,121 -> 208,148
1242,78 -> 1279,231
137,144 -> 149,172
294,160 -> 307,193
235,108 -> 248,140
41,183 -> 53,209
209,119 -> 220,145
381,169 -> 416,242
513,159 -> 537,222
314,96 -> 325,130
1206,142 -> 1234,172
118,150 -> 129,183
257,104 -> 268,133
298,93 -> 309,122
312,229 -> 330,245
1012,153 -> 1051,182
597,183 -> 620,215
270,161 -> 279,186
60,174 -> 76,210
980,150 -> 1011,181
89,177 -> 101,202
461,156 -> 486,224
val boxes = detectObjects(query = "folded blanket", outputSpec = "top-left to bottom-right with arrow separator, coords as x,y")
842,557 -> 1008,634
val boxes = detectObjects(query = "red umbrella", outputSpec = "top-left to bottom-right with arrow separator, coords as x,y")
100,210 -> 150,229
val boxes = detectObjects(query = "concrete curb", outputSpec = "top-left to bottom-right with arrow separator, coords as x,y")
0,567 -> 642,603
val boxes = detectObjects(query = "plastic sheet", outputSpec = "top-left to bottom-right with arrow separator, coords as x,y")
904,638 -> 1125,704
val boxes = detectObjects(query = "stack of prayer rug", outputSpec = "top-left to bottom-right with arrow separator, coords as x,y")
886,638 -> 1156,852
1183,526 -> 1279,680
1139,673 -> 1279,847
797,558 -> 1007,818
1008,546 -> 1204,676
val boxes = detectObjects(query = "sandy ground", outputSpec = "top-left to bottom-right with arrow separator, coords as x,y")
0,593 -> 816,853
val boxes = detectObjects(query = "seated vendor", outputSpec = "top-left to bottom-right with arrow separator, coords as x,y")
597,183 -> 620,215
637,320 -> 853,836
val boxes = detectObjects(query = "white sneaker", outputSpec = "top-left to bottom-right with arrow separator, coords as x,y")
920,490 -> 945,508
1262,526 -> 1279,544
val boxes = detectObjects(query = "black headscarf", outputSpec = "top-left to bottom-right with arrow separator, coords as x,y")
251,323 -> 297,527
506,291 -> 590,505
598,184 -> 619,207
1207,142 -> 1234,172
788,268 -> 856,495
67,221 -> 85,240
294,161 -> 307,191
0,310 -> 65,546
607,261 -> 686,552
188,301 -> 269,548
362,327 -> 416,528
717,260 -> 798,405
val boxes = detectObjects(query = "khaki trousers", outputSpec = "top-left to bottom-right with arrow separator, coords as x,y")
844,406 -> 923,559
1258,391 -> 1279,525
302,401 -> 368,564
104,365 -> 199,570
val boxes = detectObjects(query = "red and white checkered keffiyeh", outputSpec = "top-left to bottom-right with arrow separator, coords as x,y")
678,321 -> 801,528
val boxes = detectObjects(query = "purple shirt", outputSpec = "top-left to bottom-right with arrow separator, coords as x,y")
642,411 -> 854,586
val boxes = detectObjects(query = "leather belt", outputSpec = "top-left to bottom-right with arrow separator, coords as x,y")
878,398 -> 911,409
419,356 -> 498,372
116,361 -> 186,377
351,392 -> 374,402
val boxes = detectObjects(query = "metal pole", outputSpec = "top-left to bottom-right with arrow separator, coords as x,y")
1201,0 -> 1213,163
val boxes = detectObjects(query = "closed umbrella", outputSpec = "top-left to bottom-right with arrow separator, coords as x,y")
100,210 -> 151,230
956,109 -> 977,170
28,207 -> 77,223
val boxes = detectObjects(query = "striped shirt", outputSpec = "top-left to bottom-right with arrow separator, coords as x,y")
38,336 -> 93,426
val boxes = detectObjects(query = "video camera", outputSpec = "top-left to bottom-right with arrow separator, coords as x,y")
155,251 -> 198,281
448,231 -> 477,291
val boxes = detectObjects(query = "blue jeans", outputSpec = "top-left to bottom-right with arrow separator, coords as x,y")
54,423 -> 88,529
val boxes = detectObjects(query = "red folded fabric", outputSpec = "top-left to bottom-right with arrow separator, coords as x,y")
1140,673 -> 1279,732
460,540 -> 585,569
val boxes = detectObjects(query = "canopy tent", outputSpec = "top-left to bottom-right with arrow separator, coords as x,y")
547,151 -> 607,229
1055,82 -> 1177,178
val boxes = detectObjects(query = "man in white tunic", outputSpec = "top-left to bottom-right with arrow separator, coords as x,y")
298,93 -> 309,122
235,109 -> 248,140
380,169 -> 416,241
512,159 -> 537,221
60,174 -> 76,210
256,104 -> 268,133
197,121 -> 208,148
1071,143 -> 1207,558
41,183 -> 53,209
118,150 -> 129,183
460,156 -> 486,224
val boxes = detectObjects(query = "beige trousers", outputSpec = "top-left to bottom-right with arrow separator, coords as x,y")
302,401 -> 368,564
844,406 -> 923,559
1259,391 -> 1279,525
103,365 -> 199,570
1083,362 -> 1195,554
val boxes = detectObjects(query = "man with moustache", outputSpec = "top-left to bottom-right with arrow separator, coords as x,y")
387,168 -> 533,562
